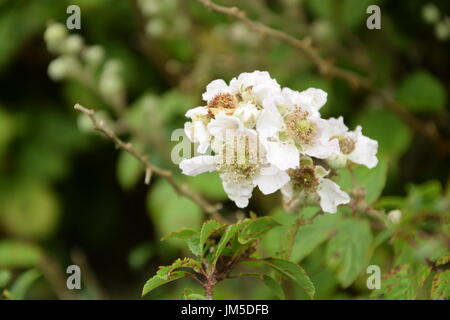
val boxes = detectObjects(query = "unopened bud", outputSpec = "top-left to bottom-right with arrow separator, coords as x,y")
388,210 -> 402,225
64,34 -> 84,55
422,4 -> 440,24
44,23 -> 67,53
48,56 -> 77,80
83,45 -> 104,66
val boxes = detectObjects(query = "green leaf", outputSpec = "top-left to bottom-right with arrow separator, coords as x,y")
212,224 -> 241,265
431,271 -> 450,300
117,150 -> 143,190
147,180 -> 202,240
238,217 -> 280,245
188,173 -> 228,200
186,235 -> 202,257
370,264 -> 416,300
161,228 -> 198,242
200,220 -> 224,257
0,269 -> 12,288
142,271 -> 192,297
417,264 -> 432,287
291,213 -> 342,262
0,240 -> 41,268
357,108 -> 411,156
10,269 -> 41,300
337,155 -> 388,204
156,258 -> 201,280
183,289 -> 208,300
241,273 -> 285,300
263,258 -> 315,299
261,274 -> 285,300
397,70 -> 446,112
325,218 -> 373,287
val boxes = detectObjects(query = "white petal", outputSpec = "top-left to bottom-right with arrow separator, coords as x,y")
179,156 -> 217,176
323,116 -> 348,138
348,126 -> 378,169
185,106 -> 208,118
280,182 -> 295,202
298,88 -> 327,111
202,79 -> 231,102
207,113 -> 244,140
265,141 -> 299,170
256,98 -> 283,139
254,167 -> 290,195
304,136 -> 339,159
317,179 -> 350,213
221,177 -> 254,208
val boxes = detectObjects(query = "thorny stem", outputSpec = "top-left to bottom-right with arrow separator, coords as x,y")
74,103 -> 226,223
197,0 -> 450,155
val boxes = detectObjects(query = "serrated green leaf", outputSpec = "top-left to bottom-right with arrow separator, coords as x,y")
240,273 -> 285,300
325,218 -> 373,287
263,258 -> 315,299
431,270 -> 449,300
200,220 -> 224,257
238,217 -> 280,245
142,271 -> 192,296
212,224 -> 241,266
417,264 -> 432,287
370,264 -> 416,300
187,235 -> 202,257
161,228 -> 198,242
397,70 -> 446,112
156,258 -> 201,280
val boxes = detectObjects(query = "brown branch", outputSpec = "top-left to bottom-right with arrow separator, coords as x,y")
74,103 -> 226,223
197,0 -> 450,155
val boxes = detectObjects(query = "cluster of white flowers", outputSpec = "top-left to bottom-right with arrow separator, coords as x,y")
179,71 -> 378,213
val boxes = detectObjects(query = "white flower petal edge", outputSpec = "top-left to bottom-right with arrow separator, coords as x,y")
202,79 -> 231,102
254,166 -> 290,195
317,178 -> 350,213
179,155 -> 217,176
347,126 -> 379,169
221,176 -> 254,208
184,121 -> 210,154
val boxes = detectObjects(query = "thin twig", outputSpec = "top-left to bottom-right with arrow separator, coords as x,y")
74,103 -> 226,223
197,0 -> 450,155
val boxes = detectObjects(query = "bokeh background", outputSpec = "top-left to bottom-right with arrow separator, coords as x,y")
0,0 -> 449,299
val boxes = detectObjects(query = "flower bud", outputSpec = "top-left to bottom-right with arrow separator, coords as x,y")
388,210 -> 402,225
64,34 -> 84,55
47,56 -> 77,80
44,23 -> 67,53
435,19 -> 450,41
325,153 -> 347,170
422,4 -> 440,24
83,45 -> 105,66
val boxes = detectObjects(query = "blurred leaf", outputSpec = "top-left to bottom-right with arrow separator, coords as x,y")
417,264 -> 432,287
337,155 -> 388,204
187,172 -> 227,200
325,218 -> 373,287
0,240 -> 41,268
147,179 -> 202,239
117,151 -> 143,190
291,213 -> 342,262
9,269 -> 41,300
183,288 -> 208,300
142,271 -> 192,297
397,71 -> 446,112
370,264 -> 416,300
357,108 -> 411,156
241,273 -> 285,300
342,0 -> 378,29
0,269 -> 12,288
431,271 -> 450,300
128,243 -> 154,270
0,183 -> 60,239
262,258 -> 315,299
0,107 -> 15,158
